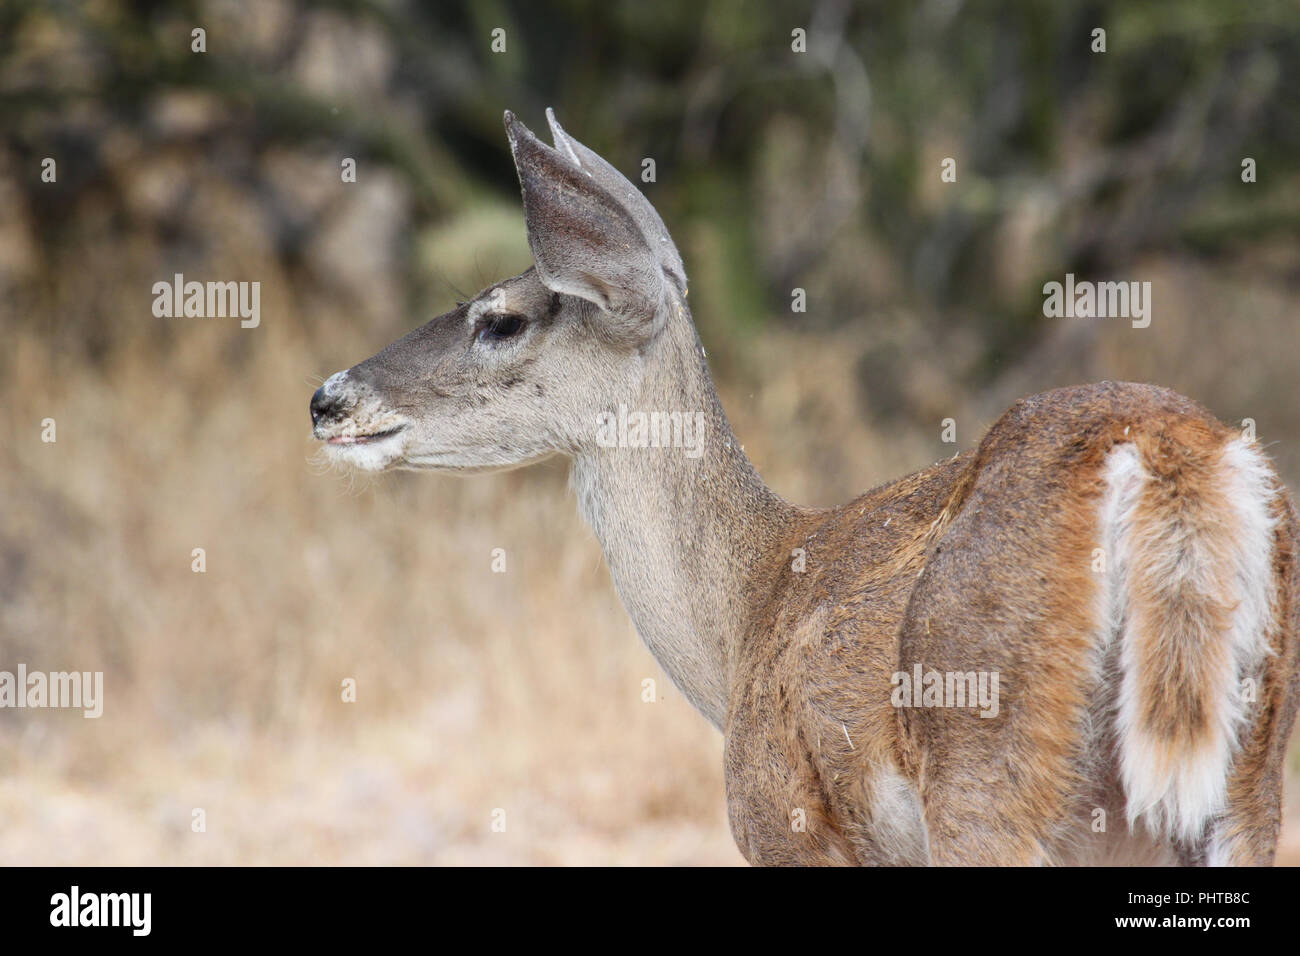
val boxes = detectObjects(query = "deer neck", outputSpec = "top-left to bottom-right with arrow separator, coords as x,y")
570,299 -> 798,729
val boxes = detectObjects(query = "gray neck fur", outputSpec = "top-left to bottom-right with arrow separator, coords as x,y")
570,293 -> 795,727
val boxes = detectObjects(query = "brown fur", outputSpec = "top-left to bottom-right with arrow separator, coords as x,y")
726,383 -> 1298,865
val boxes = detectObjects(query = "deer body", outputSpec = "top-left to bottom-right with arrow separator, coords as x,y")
312,110 -> 1300,866
724,385 -> 1298,865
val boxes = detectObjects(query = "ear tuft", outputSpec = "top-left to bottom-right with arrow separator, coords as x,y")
545,107 -> 585,170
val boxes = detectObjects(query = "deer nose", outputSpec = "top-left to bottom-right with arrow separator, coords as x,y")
310,386 -> 341,426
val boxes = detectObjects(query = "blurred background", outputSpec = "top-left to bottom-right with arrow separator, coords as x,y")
2,0 -> 1298,865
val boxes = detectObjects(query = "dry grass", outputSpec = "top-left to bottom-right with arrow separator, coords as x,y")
0,309 -> 743,864
1,253 -> 1297,865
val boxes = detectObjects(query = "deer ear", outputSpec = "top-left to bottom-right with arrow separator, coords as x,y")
544,108 -> 685,293
505,110 -> 667,341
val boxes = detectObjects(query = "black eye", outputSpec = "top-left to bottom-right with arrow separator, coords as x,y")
477,313 -> 527,343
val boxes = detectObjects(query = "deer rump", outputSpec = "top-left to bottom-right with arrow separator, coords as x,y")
895,389 -> 1287,866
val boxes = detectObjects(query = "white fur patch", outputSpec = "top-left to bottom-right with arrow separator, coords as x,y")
866,768 -> 930,865
323,432 -> 404,472
1103,439 -> 1278,846
467,288 -> 507,325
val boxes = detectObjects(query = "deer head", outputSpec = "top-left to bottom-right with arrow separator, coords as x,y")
310,109 -> 688,473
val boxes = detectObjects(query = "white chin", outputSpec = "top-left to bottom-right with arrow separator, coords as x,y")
323,440 -> 403,472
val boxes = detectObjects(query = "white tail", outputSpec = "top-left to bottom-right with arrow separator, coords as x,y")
1105,437 -> 1279,850
312,110 -> 1300,866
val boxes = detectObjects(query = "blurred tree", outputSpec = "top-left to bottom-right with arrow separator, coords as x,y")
1,0 -> 1296,376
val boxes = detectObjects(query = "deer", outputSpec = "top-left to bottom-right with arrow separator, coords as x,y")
310,109 -> 1300,866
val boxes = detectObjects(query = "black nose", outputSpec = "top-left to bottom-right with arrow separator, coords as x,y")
310,386 -> 339,426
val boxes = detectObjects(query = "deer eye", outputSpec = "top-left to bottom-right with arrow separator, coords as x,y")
476,313 -> 527,344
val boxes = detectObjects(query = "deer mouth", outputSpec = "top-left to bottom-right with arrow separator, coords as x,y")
326,424 -> 407,445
